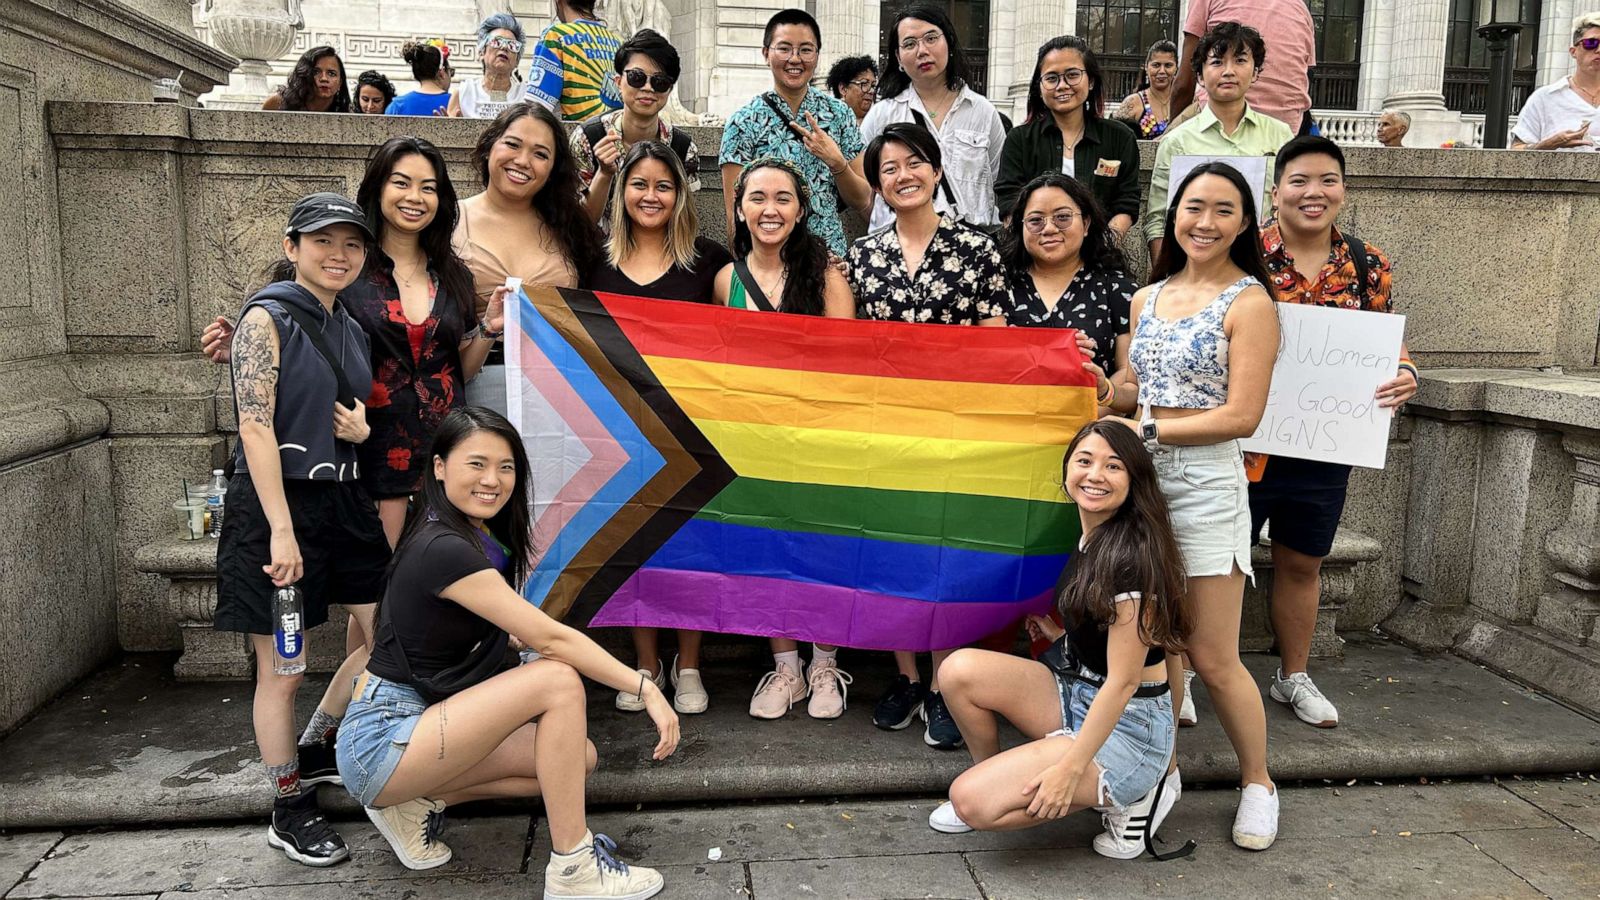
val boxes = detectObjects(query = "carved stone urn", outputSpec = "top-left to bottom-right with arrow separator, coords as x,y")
203,0 -> 304,109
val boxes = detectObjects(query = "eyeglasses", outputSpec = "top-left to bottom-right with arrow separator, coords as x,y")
847,78 -> 878,94
623,68 -> 676,92
768,43 -> 819,60
1022,212 -> 1079,233
1041,69 -> 1087,88
898,32 -> 945,53
1578,37 -> 1600,51
487,36 -> 523,53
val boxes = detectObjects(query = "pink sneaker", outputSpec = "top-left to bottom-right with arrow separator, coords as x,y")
749,665 -> 807,719
806,659 -> 853,719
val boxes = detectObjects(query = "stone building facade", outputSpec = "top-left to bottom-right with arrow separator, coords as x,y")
195,0 -> 1592,144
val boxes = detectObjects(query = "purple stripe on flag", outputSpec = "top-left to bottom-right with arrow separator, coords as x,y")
588,566 -> 1057,652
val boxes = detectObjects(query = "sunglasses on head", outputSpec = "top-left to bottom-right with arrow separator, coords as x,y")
624,68 -> 676,92
1579,37 -> 1600,50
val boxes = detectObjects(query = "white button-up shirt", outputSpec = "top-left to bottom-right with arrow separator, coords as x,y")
1512,78 -> 1600,151
859,84 -> 1007,230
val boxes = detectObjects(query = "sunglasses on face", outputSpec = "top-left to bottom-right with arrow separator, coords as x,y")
1578,37 -> 1600,50
623,68 -> 676,92
1023,212 -> 1078,233
487,36 -> 523,53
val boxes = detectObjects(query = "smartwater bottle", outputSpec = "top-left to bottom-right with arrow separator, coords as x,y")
272,585 -> 307,675
205,469 -> 228,538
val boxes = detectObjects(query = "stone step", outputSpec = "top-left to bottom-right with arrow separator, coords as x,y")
3,634 -> 1597,829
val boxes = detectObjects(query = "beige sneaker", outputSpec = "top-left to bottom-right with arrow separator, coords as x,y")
748,663 -> 808,719
364,797 -> 451,870
615,664 -> 665,713
806,658 -> 853,719
670,655 -> 708,714
544,831 -> 663,900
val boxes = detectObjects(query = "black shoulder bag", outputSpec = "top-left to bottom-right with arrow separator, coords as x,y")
375,615 -> 509,706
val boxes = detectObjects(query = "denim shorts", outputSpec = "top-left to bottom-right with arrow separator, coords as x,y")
336,672 -> 427,807
1152,440 -> 1255,581
1050,667 -> 1174,808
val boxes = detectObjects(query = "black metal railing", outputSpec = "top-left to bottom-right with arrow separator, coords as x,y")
1444,66 -> 1536,114
1310,62 -> 1360,110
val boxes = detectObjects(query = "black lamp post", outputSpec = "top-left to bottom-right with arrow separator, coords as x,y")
1477,0 -> 1524,148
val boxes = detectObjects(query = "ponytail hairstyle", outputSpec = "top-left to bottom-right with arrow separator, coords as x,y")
402,39 -> 452,82
1056,420 -> 1190,653
1150,160 -> 1276,293
730,158 -> 831,316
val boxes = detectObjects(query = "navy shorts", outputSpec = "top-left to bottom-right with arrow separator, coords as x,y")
1247,456 -> 1352,559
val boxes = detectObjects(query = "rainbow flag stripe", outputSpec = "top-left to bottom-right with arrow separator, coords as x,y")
507,287 -> 1096,651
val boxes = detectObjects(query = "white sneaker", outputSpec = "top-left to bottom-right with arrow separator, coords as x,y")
544,831 -> 663,900
615,664 -> 665,713
669,655 -> 708,715
928,800 -> 973,834
748,664 -> 808,719
1270,669 -> 1339,728
1093,768 -> 1182,859
365,797 -> 451,870
1232,783 -> 1279,850
1178,669 -> 1197,727
806,658 -> 853,719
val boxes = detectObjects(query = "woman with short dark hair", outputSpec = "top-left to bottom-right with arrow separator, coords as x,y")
263,46 -> 350,112
827,55 -> 878,124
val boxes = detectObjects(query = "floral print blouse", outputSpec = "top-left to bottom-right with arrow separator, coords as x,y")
1006,265 -> 1138,374
847,215 -> 1012,325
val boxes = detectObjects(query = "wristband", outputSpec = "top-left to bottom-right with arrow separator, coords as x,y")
1096,378 -> 1114,405
478,320 -> 504,341
1396,361 -> 1419,381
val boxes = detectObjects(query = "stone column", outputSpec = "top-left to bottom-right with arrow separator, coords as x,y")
202,0 -> 302,110
1381,0 -> 1468,145
813,0 -> 871,60
1357,0 -> 1395,112
1534,432 -> 1600,645
1006,0 -> 1074,122
1537,0 -> 1577,87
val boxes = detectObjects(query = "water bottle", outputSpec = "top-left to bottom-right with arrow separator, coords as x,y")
205,469 -> 228,538
272,585 -> 307,675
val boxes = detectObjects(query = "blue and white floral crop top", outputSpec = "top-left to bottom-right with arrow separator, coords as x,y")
1130,275 -> 1259,410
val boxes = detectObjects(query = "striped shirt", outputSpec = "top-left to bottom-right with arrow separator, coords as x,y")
524,19 -> 622,122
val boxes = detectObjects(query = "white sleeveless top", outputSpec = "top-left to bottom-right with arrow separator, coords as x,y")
456,75 -> 524,119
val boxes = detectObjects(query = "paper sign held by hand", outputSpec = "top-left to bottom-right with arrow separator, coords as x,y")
1168,155 -> 1270,212
1240,304 -> 1406,469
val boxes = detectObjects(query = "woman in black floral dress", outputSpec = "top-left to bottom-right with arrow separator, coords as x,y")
846,122 -> 1012,754
1002,172 -> 1139,417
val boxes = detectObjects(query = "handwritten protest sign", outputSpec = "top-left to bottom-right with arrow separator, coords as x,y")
1168,155 -> 1270,214
1240,304 -> 1406,469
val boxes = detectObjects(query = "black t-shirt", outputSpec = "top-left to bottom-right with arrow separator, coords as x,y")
368,520 -> 499,683
585,237 -> 733,303
1054,548 -> 1164,677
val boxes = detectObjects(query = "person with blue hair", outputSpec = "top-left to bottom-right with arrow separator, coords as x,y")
448,12 -> 527,118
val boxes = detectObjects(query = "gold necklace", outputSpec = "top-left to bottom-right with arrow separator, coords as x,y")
394,257 -> 426,288
751,262 -> 787,303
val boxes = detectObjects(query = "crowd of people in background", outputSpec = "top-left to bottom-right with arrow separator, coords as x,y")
219,5 -> 1595,898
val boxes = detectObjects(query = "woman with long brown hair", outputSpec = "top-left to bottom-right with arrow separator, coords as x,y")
931,420 -> 1191,861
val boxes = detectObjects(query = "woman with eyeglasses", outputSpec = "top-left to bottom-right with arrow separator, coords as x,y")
1003,173 -> 1138,419
448,14 -> 526,119
827,56 -> 879,125
996,36 -> 1140,241
859,3 -> 1006,232
571,29 -> 701,229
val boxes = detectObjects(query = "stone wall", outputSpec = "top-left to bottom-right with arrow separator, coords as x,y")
0,0 -> 234,734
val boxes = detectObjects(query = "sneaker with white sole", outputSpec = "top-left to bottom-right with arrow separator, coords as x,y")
615,664 -> 666,713
266,791 -> 349,867
928,800 -> 974,834
806,658 -> 853,719
748,664 -> 807,719
1232,782 -> 1279,850
1270,669 -> 1338,728
1094,768 -> 1182,860
1178,669 -> 1197,727
670,655 -> 708,715
544,831 -> 663,900
365,797 -> 451,870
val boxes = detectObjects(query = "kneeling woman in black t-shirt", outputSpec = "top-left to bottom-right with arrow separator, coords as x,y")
930,420 -> 1194,861
337,407 -> 679,899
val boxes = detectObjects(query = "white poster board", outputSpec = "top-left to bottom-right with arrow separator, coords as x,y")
1239,304 -> 1406,469
1168,155 -> 1270,212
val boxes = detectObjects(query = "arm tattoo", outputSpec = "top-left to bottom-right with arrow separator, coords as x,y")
232,309 -> 279,429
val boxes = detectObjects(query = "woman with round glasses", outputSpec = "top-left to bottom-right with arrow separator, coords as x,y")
1003,173 -> 1138,419
827,56 -> 879,125
571,29 -> 701,229
449,13 -> 527,119
996,36 -> 1140,241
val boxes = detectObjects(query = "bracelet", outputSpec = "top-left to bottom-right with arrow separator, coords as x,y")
1096,378 -> 1114,405
478,321 -> 504,341
1396,361 -> 1419,381
636,672 -> 646,699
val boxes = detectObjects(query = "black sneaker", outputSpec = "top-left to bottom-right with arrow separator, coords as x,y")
267,791 -> 350,867
872,675 -> 928,731
922,691 -> 965,750
298,739 -> 342,787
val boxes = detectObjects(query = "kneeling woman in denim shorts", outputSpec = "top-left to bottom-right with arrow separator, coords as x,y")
931,420 -> 1193,861
337,407 -> 679,900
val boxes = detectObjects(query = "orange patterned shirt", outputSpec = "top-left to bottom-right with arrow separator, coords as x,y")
1260,221 -> 1392,313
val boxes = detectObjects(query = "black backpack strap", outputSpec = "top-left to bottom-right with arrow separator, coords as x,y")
668,126 -> 693,164
908,108 -> 962,216
582,117 -> 609,151
1341,229 -> 1372,309
276,301 -> 358,408
733,258 -> 778,312
760,92 -> 802,142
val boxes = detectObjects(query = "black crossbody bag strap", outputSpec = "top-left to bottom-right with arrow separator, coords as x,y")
760,93 -> 802,143
908,108 -> 962,215
733,259 -> 779,312
277,302 -> 359,408
1342,231 -> 1372,309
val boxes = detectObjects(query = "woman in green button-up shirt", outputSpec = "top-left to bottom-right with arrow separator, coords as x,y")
995,36 -> 1141,241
